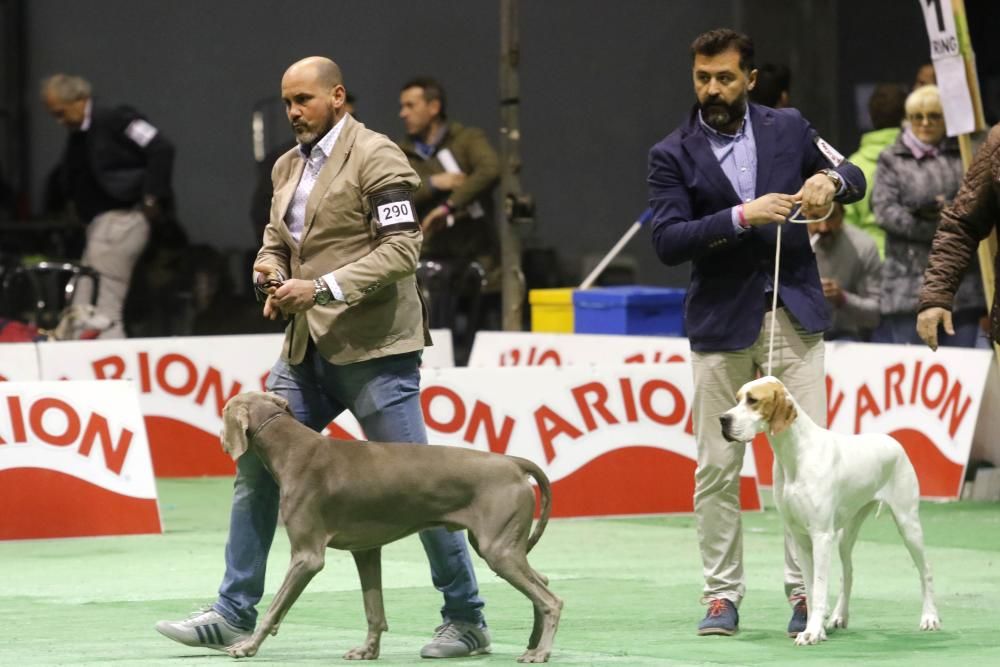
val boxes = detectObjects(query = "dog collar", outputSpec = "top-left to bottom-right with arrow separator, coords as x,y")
249,412 -> 284,443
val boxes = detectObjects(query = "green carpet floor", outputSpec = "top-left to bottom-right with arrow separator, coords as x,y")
1,478 -> 998,666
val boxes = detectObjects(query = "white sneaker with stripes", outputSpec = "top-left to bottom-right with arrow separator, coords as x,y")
155,608 -> 249,651
420,621 -> 491,658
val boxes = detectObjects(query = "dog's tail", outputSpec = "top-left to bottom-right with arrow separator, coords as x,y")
516,457 -> 552,553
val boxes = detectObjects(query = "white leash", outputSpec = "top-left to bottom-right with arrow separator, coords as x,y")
765,202 -> 834,375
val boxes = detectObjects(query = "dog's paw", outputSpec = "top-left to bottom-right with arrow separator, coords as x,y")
517,648 -> 550,663
226,639 -> 259,659
826,614 -> 848,630
920,614 -> 941,631
794,627 -> 827,646
343,644 -> 379,660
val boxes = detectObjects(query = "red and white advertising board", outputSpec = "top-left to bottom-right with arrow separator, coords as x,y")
30,331 -> 453,477
425,329 -> 455,369
36,336 -> 279,477
468,332 -> 992,500
421,365 -> 761,516
0,380 -> 161,540
814,342 -> 990,499
0,342 -> 41,381
10,328 -> 987,506
468,331 -> 688,368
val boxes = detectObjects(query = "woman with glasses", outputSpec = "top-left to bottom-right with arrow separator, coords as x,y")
871,85 -> 986,346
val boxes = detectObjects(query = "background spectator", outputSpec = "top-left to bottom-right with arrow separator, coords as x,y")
396,77 -> 501,361
843,83 -> 908,258
41,73 -> 178,338
914,63 -> 936,89
749,62 -> 791,108
872,85 -> 985,346
809,202 -> 882,340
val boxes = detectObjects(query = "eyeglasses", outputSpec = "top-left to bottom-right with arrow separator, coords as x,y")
909,112 -> 944,124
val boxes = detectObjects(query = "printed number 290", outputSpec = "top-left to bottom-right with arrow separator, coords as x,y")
383,203 -> 410,219
377,201 -> 414,225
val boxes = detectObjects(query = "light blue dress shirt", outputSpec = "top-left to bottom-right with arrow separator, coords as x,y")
697,107 -> 756,232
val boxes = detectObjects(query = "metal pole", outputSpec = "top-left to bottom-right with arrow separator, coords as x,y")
578,209 -> 653,290
498,0 -> 526,331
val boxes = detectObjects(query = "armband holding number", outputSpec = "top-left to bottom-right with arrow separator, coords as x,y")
368,188 -> 418,237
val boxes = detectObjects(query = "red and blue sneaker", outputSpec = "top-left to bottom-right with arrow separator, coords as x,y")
698,598 -> 739,636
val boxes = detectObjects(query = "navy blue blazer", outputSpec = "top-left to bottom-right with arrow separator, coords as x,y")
648,104 -> 865,352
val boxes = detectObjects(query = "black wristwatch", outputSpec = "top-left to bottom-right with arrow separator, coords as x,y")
313,278 -> 332,305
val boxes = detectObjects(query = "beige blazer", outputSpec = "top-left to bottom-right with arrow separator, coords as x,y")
256,115 -> 430,365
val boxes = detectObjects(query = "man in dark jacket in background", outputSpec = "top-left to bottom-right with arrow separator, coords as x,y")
396,77 -> 500,354
42,73 -> 175,338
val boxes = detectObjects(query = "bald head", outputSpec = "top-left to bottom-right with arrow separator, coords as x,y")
281,56 -> 346,146
284,57 -> 343,90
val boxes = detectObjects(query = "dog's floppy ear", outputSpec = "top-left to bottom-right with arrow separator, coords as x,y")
767,385 -> 797,436
220,401 -> 251,460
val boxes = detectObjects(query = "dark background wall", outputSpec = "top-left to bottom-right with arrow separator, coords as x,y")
22,0 -> 997,289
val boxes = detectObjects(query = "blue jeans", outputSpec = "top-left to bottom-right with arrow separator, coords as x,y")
213,346 -> 485,630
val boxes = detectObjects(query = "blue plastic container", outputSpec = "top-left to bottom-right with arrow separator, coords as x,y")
572,286 -> 686,336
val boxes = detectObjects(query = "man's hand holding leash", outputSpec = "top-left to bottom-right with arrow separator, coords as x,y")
267,279 -> 318,315
741,172 -> 838,227
794,171 -> 838,219
741,193 -> 800,226
254,263 -> 310,319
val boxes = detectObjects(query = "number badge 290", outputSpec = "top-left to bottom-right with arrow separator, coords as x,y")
369,188 -> 419,236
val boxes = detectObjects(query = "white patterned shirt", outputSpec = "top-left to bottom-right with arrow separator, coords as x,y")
284,114 -> 347,242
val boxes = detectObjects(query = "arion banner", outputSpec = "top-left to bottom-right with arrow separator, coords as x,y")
0,342 -> 40,382
420,364 -> 761,516
5,330 -> 988,506
467,332 -> 992,500
30,332 -> 453,477
0,380 -> 161,540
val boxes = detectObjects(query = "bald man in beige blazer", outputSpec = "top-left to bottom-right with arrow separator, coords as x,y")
258,103 -> 430,365
157,57 -> 490,660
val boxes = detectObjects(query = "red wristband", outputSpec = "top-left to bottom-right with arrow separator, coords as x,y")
736,204 -> 749,228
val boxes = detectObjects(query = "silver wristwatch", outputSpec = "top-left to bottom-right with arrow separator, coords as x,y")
820,168 -> 843,191
313,278 -> 332,305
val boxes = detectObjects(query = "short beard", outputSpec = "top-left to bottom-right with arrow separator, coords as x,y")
293,127 -> 319,146
700,96 -> 747,132
293,102 -> 337,147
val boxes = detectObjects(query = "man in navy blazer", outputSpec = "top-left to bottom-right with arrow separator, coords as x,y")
647,29 -> 864,638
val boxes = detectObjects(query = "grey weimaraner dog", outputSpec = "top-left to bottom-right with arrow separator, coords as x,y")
219,391 -> 562,663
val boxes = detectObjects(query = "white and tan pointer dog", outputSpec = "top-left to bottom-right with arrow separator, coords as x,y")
220,391 -> 562,663
720,377 -> 941,645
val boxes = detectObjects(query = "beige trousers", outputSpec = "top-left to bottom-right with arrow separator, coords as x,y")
74,209 -> 150,339
691,307 -> 826,606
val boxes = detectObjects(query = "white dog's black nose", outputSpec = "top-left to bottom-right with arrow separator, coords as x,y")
719,414 -> 739,442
